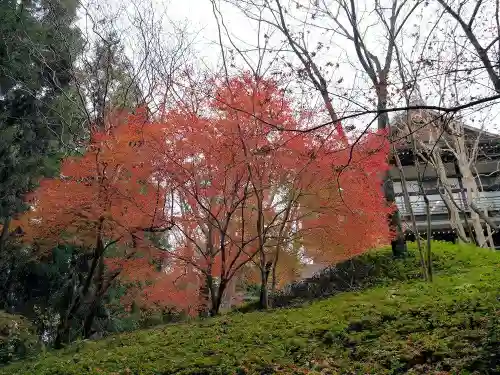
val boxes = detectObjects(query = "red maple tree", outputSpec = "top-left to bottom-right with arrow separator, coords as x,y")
135,73 -> 391,312
20,108 -> 174,343
207,74 -> 392,307
19,73 -> 392,320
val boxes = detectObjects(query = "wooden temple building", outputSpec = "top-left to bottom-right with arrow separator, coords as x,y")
389,107 -> 500,246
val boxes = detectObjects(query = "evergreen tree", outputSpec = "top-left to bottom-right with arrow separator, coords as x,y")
77,31 -> 144,131
0,0 -> 83,248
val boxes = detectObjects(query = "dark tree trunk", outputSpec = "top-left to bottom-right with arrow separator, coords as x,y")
210,290 -> 223,316
54,321 -> 70,349
55,235 -> 105,347
83,300 -> 99,339
0,217 -> 12,309
54,270 -> 79,348
378,84 -> 407,258
197,278 -> 211,317
259,261 -> 272,309
271,261 -> 278,297
204,272 -> 221,316
0,255 -> 16,312
208,277 -> 228,316
83,259 -> 105,339
383,171 -> 407,257
54,287 -> 82,348
259,281 -> 269,310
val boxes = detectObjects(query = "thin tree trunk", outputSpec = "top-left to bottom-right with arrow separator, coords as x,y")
385,173 -> 407,257
221,277 -> 235,310
259,261 -> 271,309
259,275 -> 269,310
83,300 -> 99,339
457,171 -> 476,243
271,249 -> 279,296
424,193 -> 433,282
437,188 -> 468,242
470,202 -> 500,248
383,95 -> 406,258
455,136 -> 486,245
213,278 -> 227,315
55,234 -> 105,347
54,321 -> 70,348
0,254 -> 15,311
473,165 -> 496,249
270,197 -> 294,301
461,172 -> 486,246
83,254 -> 105,338
205,273 -> 217,316
484,209 -> 495,250
432,151 -> 468,242
0,217 -> 13,309
413,145 -> 432,281
197,275 -> 211,317
204,268 -> 227,316
393,150 -> 427,278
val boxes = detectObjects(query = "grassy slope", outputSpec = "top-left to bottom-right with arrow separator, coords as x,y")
2,242 -> 500,375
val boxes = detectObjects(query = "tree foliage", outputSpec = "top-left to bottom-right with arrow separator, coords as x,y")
59,73 -> 391,315
19,108 -> 172,344
0,0 -> 83,251
11,72 -> 391,346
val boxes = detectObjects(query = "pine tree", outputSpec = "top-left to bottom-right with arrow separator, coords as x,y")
0,0 -> 83,249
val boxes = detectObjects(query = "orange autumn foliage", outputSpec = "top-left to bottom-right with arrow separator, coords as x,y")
21,108 -> 171,251
125,74 -> 391,311
19,73 -> 392,316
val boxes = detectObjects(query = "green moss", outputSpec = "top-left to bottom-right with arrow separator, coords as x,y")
0,311 -> 40,365
2,242 -> 500,374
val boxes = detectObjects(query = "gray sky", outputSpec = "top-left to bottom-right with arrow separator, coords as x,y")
78,0 -> 500,134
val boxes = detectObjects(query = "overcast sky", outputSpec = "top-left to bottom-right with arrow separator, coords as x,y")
79,0 -> 500,134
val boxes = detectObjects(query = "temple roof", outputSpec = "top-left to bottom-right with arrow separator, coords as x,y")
390,105 -> 499,148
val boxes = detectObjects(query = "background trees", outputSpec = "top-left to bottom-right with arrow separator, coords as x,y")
0,0 -> 83,251
0,0 -> 192,350
216,0 -> 500,258
222,0 -> 420,257
12,70 -> 391,335
0,0 -> 86,340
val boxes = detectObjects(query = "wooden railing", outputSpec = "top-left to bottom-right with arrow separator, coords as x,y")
397,195 -> 500,216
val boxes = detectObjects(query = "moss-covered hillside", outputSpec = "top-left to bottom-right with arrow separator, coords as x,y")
2,242 -> 500,375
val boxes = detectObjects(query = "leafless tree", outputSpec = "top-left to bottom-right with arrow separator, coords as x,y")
221,0 -> 500,258
62,0 -> 196,138
389,0 -> 500,250
436,0 -> 500,93
223,0 -> 430,257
